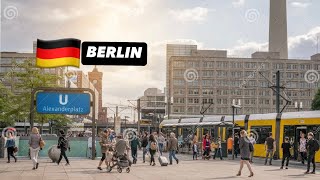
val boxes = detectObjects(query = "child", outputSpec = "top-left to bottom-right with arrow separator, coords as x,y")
193,140 -> 198,160
280,137 -> 291,169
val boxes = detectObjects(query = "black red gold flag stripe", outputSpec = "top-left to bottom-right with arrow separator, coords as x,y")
36,38 -> 81,68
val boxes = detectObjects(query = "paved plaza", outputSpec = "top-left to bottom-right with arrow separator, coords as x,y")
1,152 -> 320,180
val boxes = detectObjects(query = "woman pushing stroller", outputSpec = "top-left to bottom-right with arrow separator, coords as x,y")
97,129 -> 114,170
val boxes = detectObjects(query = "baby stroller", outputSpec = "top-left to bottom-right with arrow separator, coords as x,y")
106,139 -> 131,173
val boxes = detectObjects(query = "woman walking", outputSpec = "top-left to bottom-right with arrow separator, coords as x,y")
29,127 -> 41,170
149,134 -> 157,166
5,132 -> 17,163
202,134 -> 211,159
98,129 -> 113,170
237,130 -> 254,177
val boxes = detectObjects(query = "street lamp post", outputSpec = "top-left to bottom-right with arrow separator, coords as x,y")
232,99 -> 241,160
295,101 -> 303,112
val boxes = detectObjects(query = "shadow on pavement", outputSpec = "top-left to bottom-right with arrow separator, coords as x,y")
207,176 -> 236,179
264,169 -> 283,171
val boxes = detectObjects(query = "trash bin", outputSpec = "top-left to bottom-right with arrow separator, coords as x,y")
221,142 -> 228,157
0,137 -> 5,158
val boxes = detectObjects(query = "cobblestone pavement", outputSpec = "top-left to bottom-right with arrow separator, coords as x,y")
0,151 -> 319,180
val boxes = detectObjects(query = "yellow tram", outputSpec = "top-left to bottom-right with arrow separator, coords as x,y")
160,111 -> 320,162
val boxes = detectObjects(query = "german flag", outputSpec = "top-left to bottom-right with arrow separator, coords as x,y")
36,38 -> 81,68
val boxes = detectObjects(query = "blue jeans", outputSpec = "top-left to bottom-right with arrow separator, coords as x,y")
213,148 -> 223,160
158,143 -> 163,156
142,147 -> 147,162
169,150 -> 178,163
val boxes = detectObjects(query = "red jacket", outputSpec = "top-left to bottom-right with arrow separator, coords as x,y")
203,138 -> 210,150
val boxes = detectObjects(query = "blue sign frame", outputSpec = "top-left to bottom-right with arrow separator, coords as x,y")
36,92 -> 91,115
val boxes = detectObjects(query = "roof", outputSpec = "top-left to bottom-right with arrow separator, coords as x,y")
160,119 -> 180,127
281,111 -> 320,119
177,118 -> 201,126
202,116 -> 223,122
224,115 -> 246,121
248,113 -> 278,120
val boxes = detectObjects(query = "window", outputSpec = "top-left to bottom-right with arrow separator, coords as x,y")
202,70 -> 214,77
173,79 -> 185,86
188,80 -> 199,86
273,63 -> 284,69
217,71 -> 228,78
194,98 -> 199,103
188,89 -> 199,95
173,70 -> 184,77
203,61 -> 214,68
173,61 -> 185,68
250,126 -> 272,144
217,61 -> 228,68
174,89 -> 182,95
202,80 -> 212,86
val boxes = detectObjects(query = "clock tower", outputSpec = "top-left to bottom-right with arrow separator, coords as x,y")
88,66 -> 105,122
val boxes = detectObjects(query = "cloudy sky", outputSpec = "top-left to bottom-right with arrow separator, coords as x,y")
1,0 -> 320,119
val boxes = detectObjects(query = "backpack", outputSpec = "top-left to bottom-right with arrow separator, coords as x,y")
315,140 -> 320,151
58,136 -> 69,149
249,142 -> 254,152
150,141 -> 157,150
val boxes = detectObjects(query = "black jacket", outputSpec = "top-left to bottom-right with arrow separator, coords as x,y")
58,135 -> 70,150
141,136 -> 148,147
307,139 -> 317,154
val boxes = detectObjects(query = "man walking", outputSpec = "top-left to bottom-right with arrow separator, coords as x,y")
141,132 -> 148,163
130,132 -> 140,164
158,133 -> 165,156
305,132 -> 318,174
168,132 -> 179,165
264,132 -> 276,165
57,130 -> 70,166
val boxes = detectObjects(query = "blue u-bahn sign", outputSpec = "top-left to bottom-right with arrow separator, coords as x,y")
36,92 -> 90,115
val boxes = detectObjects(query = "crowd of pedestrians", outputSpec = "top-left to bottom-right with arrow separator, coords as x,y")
2,127 -> 319,176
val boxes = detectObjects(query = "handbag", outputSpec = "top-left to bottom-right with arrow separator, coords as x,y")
40,138 -> 46,149
14,147 -> 18,153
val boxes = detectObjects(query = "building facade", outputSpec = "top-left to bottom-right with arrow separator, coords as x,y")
0,52 -> 65,93
88,66 -> 106,122
167,44 -> 320,117
139,88 -> 166,126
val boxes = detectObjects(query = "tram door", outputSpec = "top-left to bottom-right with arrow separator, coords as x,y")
295,126 -> 307,160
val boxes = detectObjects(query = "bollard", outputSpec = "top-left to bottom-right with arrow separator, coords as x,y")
48,145 -> 61,163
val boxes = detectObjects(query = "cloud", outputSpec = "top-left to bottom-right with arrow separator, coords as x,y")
232,0 -> 246,8
289,0 -> 311,8
228,26 -> 320,59
168,7 -> 210,23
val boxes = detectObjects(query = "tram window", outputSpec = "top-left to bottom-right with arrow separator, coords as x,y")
250,126 -> 272,144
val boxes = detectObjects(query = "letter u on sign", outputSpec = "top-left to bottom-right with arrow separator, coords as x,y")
59,94 -> 68,105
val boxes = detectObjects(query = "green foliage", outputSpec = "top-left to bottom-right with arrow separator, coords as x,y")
311,89 -> 320,110
0,82 -> 15,127
0,58 -> 71,126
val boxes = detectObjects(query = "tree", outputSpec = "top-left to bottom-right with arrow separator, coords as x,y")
311,89 -> 320,110
5,59 -> 70,127
0,82 -> 15,127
